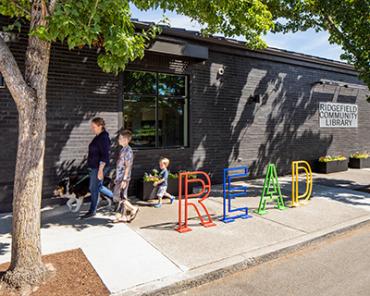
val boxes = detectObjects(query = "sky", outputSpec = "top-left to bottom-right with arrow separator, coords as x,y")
130,6 -> 344,62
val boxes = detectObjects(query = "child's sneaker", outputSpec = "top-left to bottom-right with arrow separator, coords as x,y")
170,195 -> 175,204
154,203 -> 162,208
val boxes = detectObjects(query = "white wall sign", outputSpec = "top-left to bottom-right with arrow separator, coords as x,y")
319,102 -> 358,128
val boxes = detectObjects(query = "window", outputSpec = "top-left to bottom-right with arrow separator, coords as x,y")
123,70 -> 188,148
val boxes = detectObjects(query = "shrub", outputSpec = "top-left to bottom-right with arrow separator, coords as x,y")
350,152 -> 369,159
318,155 -> 347,162
143,170 -> 196,182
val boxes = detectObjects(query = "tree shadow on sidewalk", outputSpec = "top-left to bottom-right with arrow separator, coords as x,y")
140,215 -> 219,232
0,242 -> 10,256
40,205 -> 116,232
314,177 -> 370,191
312,179 -> 370,209
0,205 -> 117,237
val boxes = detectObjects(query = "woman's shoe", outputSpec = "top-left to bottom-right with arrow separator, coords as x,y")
80,211 -> 96,219
154,203 -> 162,208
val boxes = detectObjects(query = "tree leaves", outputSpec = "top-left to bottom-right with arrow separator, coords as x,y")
133,0 -> 274,48
0,0 -> 31,19
0,0 -> 368,90
0,0 -> 273,74
267,0 -> 370,89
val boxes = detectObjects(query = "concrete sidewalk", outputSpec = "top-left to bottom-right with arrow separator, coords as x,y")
1,171 -> 370,296
0,206 -> 182,293
123,175 -> 370,295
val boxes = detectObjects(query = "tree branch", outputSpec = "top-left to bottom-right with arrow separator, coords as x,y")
323,14 -> 358,54
48,0 -> 58,14
11,0 -> 30,16
0,36 -> 35,109
88,0 -> 100,27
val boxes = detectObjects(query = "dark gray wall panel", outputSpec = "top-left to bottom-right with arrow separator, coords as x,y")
0,30 -> 369,212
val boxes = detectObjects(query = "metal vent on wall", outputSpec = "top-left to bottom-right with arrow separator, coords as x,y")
130,52 -> 191,74
147,37 -> 209,61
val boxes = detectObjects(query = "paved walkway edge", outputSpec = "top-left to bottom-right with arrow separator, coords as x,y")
112,214 -> 370,296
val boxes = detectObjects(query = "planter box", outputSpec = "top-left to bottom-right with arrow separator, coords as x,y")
137,178 -> 195,201
315,160 -> 348,174
349,157 -> 370,169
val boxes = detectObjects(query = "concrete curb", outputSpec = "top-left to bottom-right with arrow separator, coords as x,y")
114,215 -> 370,296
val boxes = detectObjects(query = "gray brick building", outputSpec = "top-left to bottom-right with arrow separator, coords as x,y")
0,20 -> 369,212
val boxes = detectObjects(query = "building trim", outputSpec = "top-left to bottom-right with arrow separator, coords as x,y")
135,21 -> 358,76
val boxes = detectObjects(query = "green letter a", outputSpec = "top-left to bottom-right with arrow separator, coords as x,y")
254,163 -> 286,215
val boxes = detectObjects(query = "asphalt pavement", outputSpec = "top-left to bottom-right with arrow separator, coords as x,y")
175,223 -> 370,296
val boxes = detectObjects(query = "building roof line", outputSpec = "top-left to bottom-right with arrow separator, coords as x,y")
133,20 -> 356,73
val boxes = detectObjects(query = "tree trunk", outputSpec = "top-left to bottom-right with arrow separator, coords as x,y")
0,1 -> 52,289
3,94 -> 49,289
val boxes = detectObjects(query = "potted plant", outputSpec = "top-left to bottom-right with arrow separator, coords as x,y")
349,152 -> 370,169
138,170 -> 196,201
315,155 -> 348,174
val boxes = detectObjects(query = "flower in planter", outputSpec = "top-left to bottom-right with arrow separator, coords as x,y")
143,170 -> 198,182
143,172 -> 160,183
168,172 -> 179,179
350,152 -> 369,159
318,155 -> 347,162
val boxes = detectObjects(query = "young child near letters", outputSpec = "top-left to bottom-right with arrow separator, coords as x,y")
153,157 -> 175,208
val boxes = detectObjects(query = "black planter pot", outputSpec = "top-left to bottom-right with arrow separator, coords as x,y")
349,157 -> 370,169
137,178 -> 195,201
315,160 -> 348,174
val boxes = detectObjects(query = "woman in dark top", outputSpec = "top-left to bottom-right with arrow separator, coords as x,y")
82,117 -> 113,219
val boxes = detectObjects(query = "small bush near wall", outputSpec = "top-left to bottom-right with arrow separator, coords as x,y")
349,152 -> 370,169
315,155 -> 348,174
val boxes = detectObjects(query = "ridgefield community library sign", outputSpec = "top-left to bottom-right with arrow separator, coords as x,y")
319,102 -> 358,128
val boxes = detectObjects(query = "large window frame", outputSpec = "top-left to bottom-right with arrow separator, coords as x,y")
122,70 -> 189,149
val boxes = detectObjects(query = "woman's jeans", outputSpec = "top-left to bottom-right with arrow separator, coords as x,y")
89,167 -> 113,213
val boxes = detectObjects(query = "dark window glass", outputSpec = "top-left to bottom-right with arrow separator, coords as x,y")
0,75 -> 4,88
123,70 -> 188,149
158,74 -> 186,97
123,71 -> 156,95
158,97 -> 186,147
123,96 -> 156,148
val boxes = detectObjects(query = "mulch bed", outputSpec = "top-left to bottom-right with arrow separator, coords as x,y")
0,249 -> 109,296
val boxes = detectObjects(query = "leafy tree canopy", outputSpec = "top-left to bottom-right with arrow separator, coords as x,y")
0,0 -> 369,87
0,0 -> 273,73
267,0 -> 370,88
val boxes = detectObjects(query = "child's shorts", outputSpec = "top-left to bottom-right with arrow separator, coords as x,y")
157,186 -> 167,198
113,180 -> 129,202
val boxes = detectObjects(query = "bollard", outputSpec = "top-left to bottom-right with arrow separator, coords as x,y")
221,167 -> 252,223
176,171 -> 216,233
291,161 -> 313,207
254,163 -> 285,215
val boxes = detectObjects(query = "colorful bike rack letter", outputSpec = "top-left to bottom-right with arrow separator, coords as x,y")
291,161 -> 313,207
221,167 -> 252,223
254,163 -> 285,215
176,171 -> 216,233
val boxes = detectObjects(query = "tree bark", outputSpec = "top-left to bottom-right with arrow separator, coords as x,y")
0,1 -> 52,289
